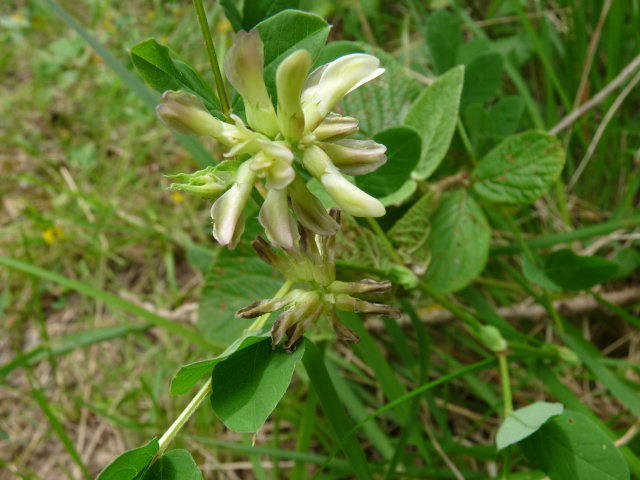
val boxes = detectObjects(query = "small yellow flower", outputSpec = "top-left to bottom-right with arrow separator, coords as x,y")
42,226 -> 65,245
170,192 -> 185,204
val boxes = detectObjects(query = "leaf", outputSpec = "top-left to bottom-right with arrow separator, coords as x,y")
472,130 -> 565,204
130,39 -> 220,116
220,0 -> 243,32
171,333 -> 269,395
143,450 -> 202,480
388,188 -> 441,274
424,190 -> 490,294
544,249 -> 619,291
404,65 -> 464,180
521,255 -> 562,292
378,180 -> 417,207
355,126 -> 421,199
256,10 -> 330,98
313,41 -> 364,69
520,410 -> 630,480
198,253 -> 283,347
341,47 -> 422,136
243,0 -> 300,30
425,9 -> 461,74
96,438 -> 159,480
496,401 -> 564,450
461,52 -> 503,108
210,338 -> 305,432
613,248 -> 640,279
489,95 -> 525,138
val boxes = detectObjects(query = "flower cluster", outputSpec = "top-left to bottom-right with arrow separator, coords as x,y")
236,210 -> 400,351
157,29 -> 387,249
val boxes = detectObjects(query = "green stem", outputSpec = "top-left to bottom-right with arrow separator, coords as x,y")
497,352 -> 513,417
335,259 -> 387,277
158,278 -> 292,453
366,217 -> 404,265
193,0 -> 231,119
158,376 -> 212,454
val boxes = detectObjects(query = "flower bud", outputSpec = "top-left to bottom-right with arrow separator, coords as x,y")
331,293 -> 401,318
276,49 -> 311,140
156,90 -> 227,138
328,279 -> 392,295
319,139 -> 387,175
478,325 -> 507,352
259,188 -> 298,248
166,162 -> 238,199
210,161 -> 255,248
225,29 -> 278,136
313,113 -> 359,141
288,176 -> 339,236
301,54 -> 384,131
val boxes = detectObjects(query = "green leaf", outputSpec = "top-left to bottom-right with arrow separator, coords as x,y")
341,47 -> 422,136
544,249 -> 619,291
143,450 -> 202,480
210,338 -> 305,432
613,248 -> 640,279
220,0 -> 243,32
521,255 -> 562,292
496,402 -> 564,450
520,410 -> 630,480
171,333 -> 269,395
243,0 -> 300,30
461,52 -> 503,108
404,65 -> 464,180
130,39 -> 220,116
425,190 -> 490,294
96,438 -> 159,480
489,95 -> 525,138
198,254 -> 283,346
425,9 -> 461,74
388,188 -> 441,274
377,180 -> 417,207
355,126 -> 421,199
313,41 -> 364,69
472,130 -> 565,204
256,10 -> 330,97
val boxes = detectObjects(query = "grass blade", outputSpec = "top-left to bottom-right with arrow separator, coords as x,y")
0,255 -> 222,351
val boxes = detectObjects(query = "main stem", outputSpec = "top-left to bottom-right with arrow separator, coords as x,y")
193,0 -> 231,119
158,377 -> 212,454
157,280 -> 293,453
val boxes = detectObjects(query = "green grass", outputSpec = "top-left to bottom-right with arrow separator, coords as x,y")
1,0 -> 640,478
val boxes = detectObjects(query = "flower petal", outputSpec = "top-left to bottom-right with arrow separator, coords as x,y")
276,49 -> 312,139
321,171 -> 385,217
259,188 -> 298,248
210,162 -> 255,246
301,54 -> 384,131
225,29 -> 278,136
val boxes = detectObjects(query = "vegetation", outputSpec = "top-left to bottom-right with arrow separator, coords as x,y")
1,1 -> 639,479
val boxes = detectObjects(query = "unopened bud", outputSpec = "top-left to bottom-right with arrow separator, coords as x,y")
319,139 -> 387,175
166,162 -> 238,199
313,113 -> 359,141
328,279 -> 392,295
156,90 -> 226,137
478,325 -> 507,352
